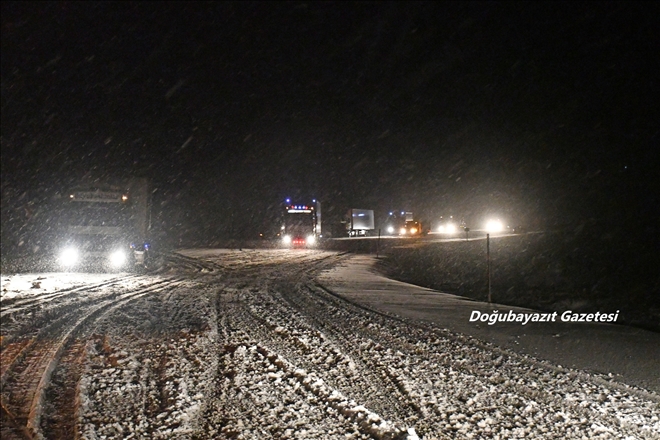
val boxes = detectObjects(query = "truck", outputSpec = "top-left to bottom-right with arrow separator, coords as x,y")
391,210 -> 427,236
55,177 -> 151,271
383,211 -> 416,235
346,209 -> 375,237
401,219 -> 424,236
280,199 -> 321,247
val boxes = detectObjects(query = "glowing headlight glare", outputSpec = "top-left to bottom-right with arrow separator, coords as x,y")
60,247 -> 79,266
486,219 -> 504,233
438,225 -> 445,233
306,235 -> 316,245
282,235 -> 292,244
400,227 -> 407,235
387,226 -> 394,234
410,227 -> 418,234
446,223 -> 456,234
109,250 -> 127,267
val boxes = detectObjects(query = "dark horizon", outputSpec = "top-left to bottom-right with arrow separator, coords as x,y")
2,1 -> 658,247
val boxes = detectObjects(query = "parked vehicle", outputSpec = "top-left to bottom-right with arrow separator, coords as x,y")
346,209 -> 375,237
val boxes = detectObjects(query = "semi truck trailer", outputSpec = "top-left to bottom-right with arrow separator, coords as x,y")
346,209 -> 375,237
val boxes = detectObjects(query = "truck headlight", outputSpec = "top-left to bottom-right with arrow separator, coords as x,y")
445,223 -> 456,234
306,235 -> 316,245
400,227 -> 407,235
109,250 -> 127,267
387,226 -> 394,234
485,219 -> 504,233
282,235 -> 292,244
60,247 -> 79,266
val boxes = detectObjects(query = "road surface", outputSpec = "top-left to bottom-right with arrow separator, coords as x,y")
1,249 -> 658,439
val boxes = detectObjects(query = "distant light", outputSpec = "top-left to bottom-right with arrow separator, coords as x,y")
485,219 -> 504,233
312,199 -> 316,203
389,212 -> 393,216
69,194 -> 75,199
286,198 -> 291,203
121,194 -> 128,202
401,211 -> 405,215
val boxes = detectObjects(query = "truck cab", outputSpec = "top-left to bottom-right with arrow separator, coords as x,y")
56,178 -> 150,271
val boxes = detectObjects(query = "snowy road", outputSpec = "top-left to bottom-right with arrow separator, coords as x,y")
1,249 -> 658,439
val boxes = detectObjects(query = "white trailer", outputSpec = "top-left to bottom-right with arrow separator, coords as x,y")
346,209 -> 375,237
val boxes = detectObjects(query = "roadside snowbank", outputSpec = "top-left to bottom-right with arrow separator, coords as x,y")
318,255 -> 660,394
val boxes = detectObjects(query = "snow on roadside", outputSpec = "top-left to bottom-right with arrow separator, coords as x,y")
1,272 -> 120,300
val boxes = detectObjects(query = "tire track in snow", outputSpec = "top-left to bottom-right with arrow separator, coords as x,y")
209,292 -> 413,439
263,283 -> 424,425
0,274 -> 140,319
308,282 -> 660,438
0,277 -> 184,439
0,277 -> 176,385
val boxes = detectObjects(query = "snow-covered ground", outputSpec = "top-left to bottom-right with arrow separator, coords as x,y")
318,255 -> 660,394
1,272 -> 120,300
1,249 -> 659,439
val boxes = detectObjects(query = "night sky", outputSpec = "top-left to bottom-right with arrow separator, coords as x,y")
1,1 -> 658,246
